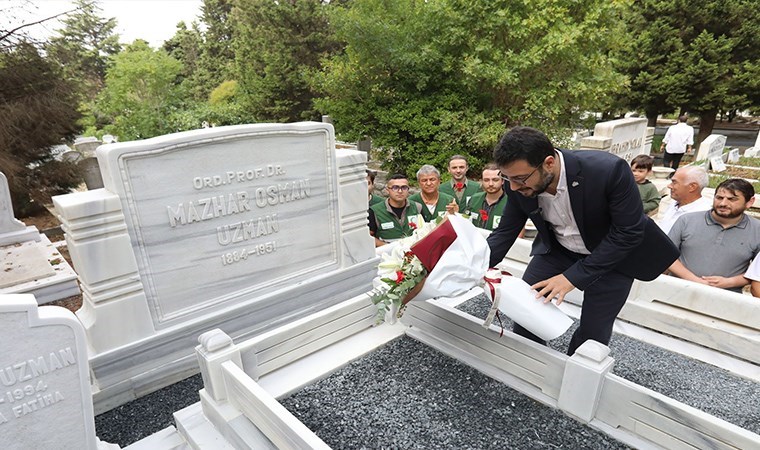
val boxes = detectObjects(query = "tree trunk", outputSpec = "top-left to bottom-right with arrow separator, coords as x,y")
645,110 -> 658,127
696,109 -> 718,151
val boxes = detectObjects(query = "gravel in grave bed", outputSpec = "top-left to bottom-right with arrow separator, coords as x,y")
280,336 -> 629,450
456,293 -> 760,434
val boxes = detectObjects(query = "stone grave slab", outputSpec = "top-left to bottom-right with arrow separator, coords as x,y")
0,242 -> 56,288
580,118 -> 648,162
0,294 -> 101,449
53,122 -> 377,412
695,134 -> 726,166
0,171 -> 79,304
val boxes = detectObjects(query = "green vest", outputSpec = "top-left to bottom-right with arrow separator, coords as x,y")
440,178 -> 483,211
465,191 -> 508,230
371,200 -> 422,241
408,192 -> 456,222
369,193 -> 385,206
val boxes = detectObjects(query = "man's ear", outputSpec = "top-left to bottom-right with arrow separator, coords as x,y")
747,196 -> 755,208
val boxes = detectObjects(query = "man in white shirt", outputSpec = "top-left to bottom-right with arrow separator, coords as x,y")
657,166 -> 711,234
660,115 -> 694,170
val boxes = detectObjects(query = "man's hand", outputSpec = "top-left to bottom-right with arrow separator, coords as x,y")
531,274 -> 576,306
701,275 -> 747,289
445,199 -> 459,215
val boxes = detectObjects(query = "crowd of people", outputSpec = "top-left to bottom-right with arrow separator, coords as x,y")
365,126 -> 759,353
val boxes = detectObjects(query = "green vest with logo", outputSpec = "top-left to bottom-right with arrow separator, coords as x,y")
440,179 -> 483,211
408,192 -> 455,222
465,191 -> 508,230
371,200 -> 422,241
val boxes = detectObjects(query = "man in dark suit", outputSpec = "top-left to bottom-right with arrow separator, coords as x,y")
488,127 -> 679,355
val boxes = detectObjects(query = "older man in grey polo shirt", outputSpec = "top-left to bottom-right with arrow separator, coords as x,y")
666,178 -> 760,292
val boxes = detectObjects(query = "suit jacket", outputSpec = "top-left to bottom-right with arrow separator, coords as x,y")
487,149 -> 679,290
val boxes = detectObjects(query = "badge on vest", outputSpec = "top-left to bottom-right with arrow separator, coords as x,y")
492,216 -> 501,228
381,222 -> 395,230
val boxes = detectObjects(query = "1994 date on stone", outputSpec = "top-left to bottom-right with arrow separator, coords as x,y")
220,241 -> 277,265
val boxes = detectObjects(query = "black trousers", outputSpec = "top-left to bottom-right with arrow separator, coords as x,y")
663,151 -> 684,169
514,249 -> 634,355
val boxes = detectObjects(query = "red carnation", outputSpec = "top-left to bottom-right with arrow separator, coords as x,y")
479,209 -> 489,222
408,221 -> 417,230
395,270 -> 405,283
454,182 -> 464,192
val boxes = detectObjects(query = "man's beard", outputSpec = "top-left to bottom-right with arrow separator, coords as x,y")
713,207 -> 744,219
518,170 -> 554,198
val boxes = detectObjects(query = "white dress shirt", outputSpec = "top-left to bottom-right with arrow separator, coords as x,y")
538,151 -> 590,255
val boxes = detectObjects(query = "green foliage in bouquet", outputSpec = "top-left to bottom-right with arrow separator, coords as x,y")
371,250 -> 428,324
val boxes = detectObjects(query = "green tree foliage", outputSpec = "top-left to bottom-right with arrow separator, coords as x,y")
618,0 -> 760,143
233,0 -> 344,122
46,0 -> 121,91
0,43 -> 82,215
316,0 -> 627,176
195,0 -> 235,99
93,40 -> 183,140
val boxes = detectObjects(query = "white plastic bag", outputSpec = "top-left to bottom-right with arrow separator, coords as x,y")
410,214 -> 490,302
492,275 -> 573,341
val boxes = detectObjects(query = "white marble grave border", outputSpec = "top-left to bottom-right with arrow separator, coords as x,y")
146,291 -> 760,449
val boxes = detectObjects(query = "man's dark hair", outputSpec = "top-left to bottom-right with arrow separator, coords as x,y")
493,126 -> 555,167
483,162 -> 499,172
388,173 -> 408,182
366,169 -> 376,183
716,178 -> 755,202
631,154 -> 654,171
678,115 -> 688,123
449,154 -> 468,164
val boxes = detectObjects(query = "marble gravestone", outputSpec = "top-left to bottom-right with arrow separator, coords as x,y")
579,118 -> 651,163
0,295 -> 104,449
0,173 -> 79,303
53,122 -> 377,412
0,172 -> 39,247
695,134 -> 727,167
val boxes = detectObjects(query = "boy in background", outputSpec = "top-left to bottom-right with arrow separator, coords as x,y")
631,154 -> 661,215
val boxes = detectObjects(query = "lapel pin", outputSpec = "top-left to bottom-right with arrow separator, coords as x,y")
571,181 -> 579,187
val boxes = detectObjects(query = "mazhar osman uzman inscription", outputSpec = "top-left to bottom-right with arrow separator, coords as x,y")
168,164 -> 308,263
99,124 -> 341,327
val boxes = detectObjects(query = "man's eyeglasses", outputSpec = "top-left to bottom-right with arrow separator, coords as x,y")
500,166 -> 539,186
388,185 -> 410,192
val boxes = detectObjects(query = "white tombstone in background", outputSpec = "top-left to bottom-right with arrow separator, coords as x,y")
53,122 -> 377,412
695,134 -> 727,167
0,295 -> 110,449
579,118 -> 649,162
73,136 -> 101,158
727,148 -> 740,164
0,172 -> 40,246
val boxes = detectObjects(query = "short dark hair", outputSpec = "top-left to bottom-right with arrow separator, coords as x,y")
449,154 -> 468,164
716,178 -> 755,202
483,162 -> 499,172
388,173 -> 408,182
493,126 -> 555,168
631,154 -> 654,171
366,169 -> 376,183
678,115 -> 688,123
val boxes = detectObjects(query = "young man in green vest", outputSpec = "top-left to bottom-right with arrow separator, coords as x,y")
440,154 -> 482,210
466,163 -> 508,230
408,165 -> 458,222
368,173 -> 422,247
